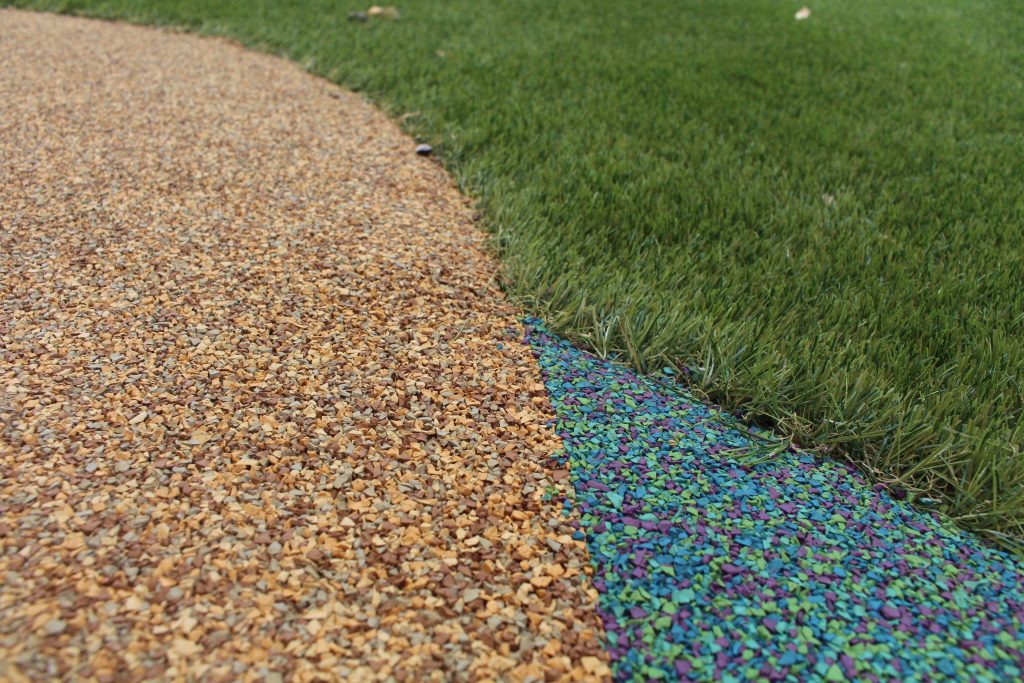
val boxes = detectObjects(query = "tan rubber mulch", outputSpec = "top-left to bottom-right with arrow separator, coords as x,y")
0,10 -> 608,683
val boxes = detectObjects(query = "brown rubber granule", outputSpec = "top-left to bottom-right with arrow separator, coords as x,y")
0,10 -> 609,682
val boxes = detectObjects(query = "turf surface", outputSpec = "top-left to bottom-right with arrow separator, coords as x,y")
5,0 -> 1023,546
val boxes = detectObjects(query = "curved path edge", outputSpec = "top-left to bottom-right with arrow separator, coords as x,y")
0,10 -> 608,682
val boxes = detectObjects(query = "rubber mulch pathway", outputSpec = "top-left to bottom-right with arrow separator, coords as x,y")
0,10 -> 608,682
526,320 -> 1024,682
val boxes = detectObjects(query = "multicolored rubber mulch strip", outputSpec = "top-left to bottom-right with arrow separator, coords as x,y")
524,320 -> 1024,682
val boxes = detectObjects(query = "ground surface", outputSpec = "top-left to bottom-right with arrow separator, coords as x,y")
0,11 -> 608,682
5,0 -> 1023,546
3,8 -> 1024,683
527,322 -> 1024,682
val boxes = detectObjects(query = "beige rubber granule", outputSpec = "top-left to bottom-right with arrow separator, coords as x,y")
0,10 -> 609,683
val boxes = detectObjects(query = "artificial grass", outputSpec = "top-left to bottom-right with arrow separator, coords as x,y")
5,0 -> 1023,548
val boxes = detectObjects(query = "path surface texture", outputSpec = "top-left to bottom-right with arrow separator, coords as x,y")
525,322 -> 1024,682
0,11 -> 608,682
5,9 -> 1024,683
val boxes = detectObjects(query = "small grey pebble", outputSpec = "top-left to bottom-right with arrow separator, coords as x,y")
267,541 -> 283,555
43,619 -> 67,635
415,143 -> 433,156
